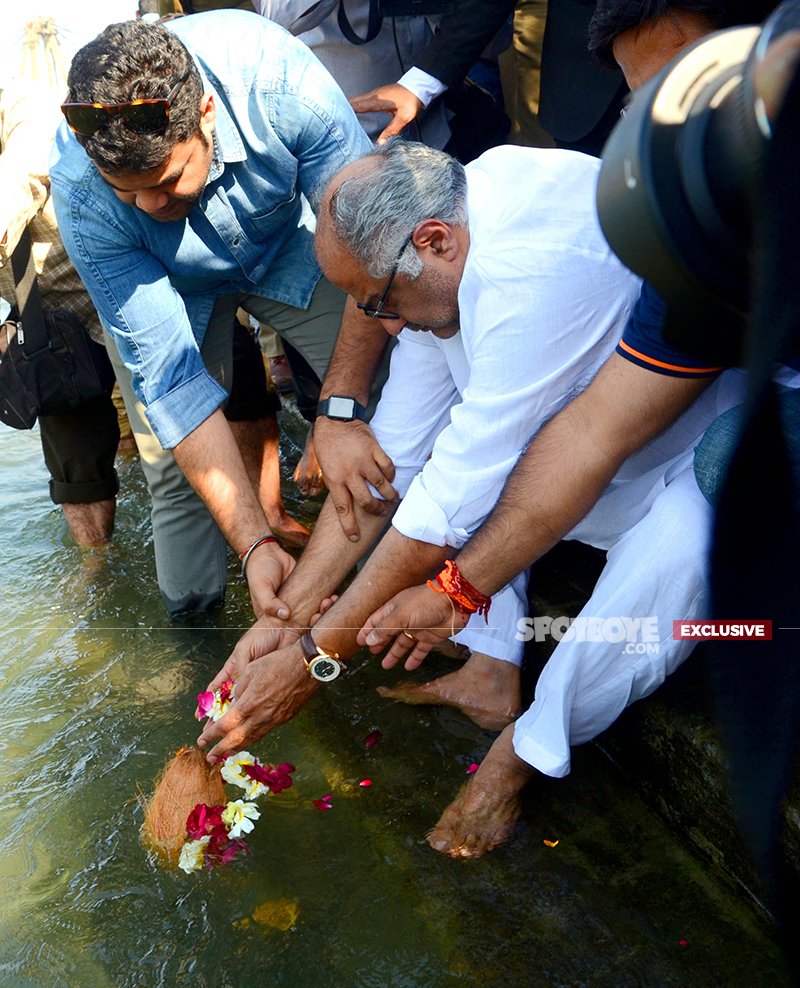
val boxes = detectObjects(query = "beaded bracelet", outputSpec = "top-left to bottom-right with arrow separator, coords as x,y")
239,534 -> 278,578
427,559 -> 491,624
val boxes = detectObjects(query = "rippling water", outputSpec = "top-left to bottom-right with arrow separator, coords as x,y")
0,413 -> 791,987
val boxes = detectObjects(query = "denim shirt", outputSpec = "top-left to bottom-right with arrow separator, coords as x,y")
50,10 -> 372,448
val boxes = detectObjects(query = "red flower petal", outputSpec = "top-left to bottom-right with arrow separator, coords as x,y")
218,679 -> 235,703
359,779 -> 373,787
185,803 -> 227,839
243,760 -> 296,794
466,763 -> 479,774
364,730 -> 383,748
312,797 -> 334,811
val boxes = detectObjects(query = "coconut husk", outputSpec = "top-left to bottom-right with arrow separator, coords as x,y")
140,746 -> 226,867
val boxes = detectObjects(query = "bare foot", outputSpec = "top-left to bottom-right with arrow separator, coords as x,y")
426,726 -> 534,858
268,511 -> 311,549
293,430 -> 326,498
377,652 -> 521,730
228,415 -> 311,545
116,435 -> 139,456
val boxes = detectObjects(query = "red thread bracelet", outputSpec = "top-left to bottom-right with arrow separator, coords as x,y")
427,559 -> 491,624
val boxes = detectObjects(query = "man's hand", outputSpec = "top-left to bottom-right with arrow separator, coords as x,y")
312,417 -> 398,540
349,84 -> 424,144
357,583 -> 464,670
204,613 -> 301,696
0,322 -> 17,357
244,542 -> 296,619
197,642 -> 319,761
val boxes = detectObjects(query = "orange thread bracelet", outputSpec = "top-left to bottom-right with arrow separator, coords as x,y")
427,559 -> 491,624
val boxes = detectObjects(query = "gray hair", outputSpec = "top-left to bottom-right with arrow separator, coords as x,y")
328,139 -> 468,280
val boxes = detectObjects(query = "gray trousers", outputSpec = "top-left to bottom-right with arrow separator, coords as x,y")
107,277 -> 348,616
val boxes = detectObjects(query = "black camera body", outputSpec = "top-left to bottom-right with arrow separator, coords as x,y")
596,24 -> 773,363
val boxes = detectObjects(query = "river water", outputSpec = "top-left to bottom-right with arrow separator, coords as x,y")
0,409 -> 791,987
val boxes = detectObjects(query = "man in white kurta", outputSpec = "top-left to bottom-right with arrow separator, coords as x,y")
198,143 -> 743,842
367,145 -> 640,668
362,143 -> 747,748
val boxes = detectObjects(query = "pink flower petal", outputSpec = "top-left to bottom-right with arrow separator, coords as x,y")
364,729 -> 383,749
312,796 -> 334,811
219,839 -> 248,865
358,779 -> 373,787
195,691 -> 214,720
466,763 -> 479,774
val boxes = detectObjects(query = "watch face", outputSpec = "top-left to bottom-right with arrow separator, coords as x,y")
309,656 -> 341,682
326,396 -> 356,420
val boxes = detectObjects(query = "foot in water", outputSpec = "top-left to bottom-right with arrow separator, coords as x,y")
377,651 -> 521,730
426,725 -> 534,858
268,511 -> 311,549
293,430 -> 326,498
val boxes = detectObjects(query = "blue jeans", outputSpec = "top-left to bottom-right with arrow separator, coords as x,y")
694,386 -> 800,506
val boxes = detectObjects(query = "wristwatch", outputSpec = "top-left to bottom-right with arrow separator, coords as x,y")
316,395 -> 367,422
300,631 -> 344,683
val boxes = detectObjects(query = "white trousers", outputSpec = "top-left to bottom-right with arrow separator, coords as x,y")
509,369 -> 754,777
513,460 -> 710,777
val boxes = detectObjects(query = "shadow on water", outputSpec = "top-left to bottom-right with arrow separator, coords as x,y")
0,407 -> 791,987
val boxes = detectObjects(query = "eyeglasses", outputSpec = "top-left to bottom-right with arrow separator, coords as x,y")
61,68 -> 192,137
356,232 -> 415,320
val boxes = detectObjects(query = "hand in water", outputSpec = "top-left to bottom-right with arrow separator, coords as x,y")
198,642 -> 318,761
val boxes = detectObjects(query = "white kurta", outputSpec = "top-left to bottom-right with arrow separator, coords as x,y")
370,146 -> 642,663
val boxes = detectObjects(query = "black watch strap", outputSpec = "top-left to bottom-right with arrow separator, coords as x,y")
316,395 -> 367,422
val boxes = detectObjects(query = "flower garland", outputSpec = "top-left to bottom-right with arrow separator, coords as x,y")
195,678 -> 235,722
179,681 -> 295,873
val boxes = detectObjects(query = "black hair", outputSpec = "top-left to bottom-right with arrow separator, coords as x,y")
66,19 -> 204,174
588,0 -> 779,69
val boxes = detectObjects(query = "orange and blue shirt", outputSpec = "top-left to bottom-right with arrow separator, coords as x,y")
616,282 -> 726,378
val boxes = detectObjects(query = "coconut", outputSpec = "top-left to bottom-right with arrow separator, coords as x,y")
140,746 -> 226,867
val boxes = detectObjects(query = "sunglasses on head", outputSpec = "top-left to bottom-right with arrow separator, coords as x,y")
61,67 -> 192,137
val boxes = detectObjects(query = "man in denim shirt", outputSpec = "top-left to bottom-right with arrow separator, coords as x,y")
50,12 -> 392,617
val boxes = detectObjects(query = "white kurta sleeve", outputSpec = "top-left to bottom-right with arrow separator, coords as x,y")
369,327 -> 460,499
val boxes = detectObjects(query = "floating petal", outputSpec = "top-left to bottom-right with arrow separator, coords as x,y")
364,730 -> 383,748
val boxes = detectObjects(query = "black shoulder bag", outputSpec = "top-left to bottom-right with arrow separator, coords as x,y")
0,228 -> 115,430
